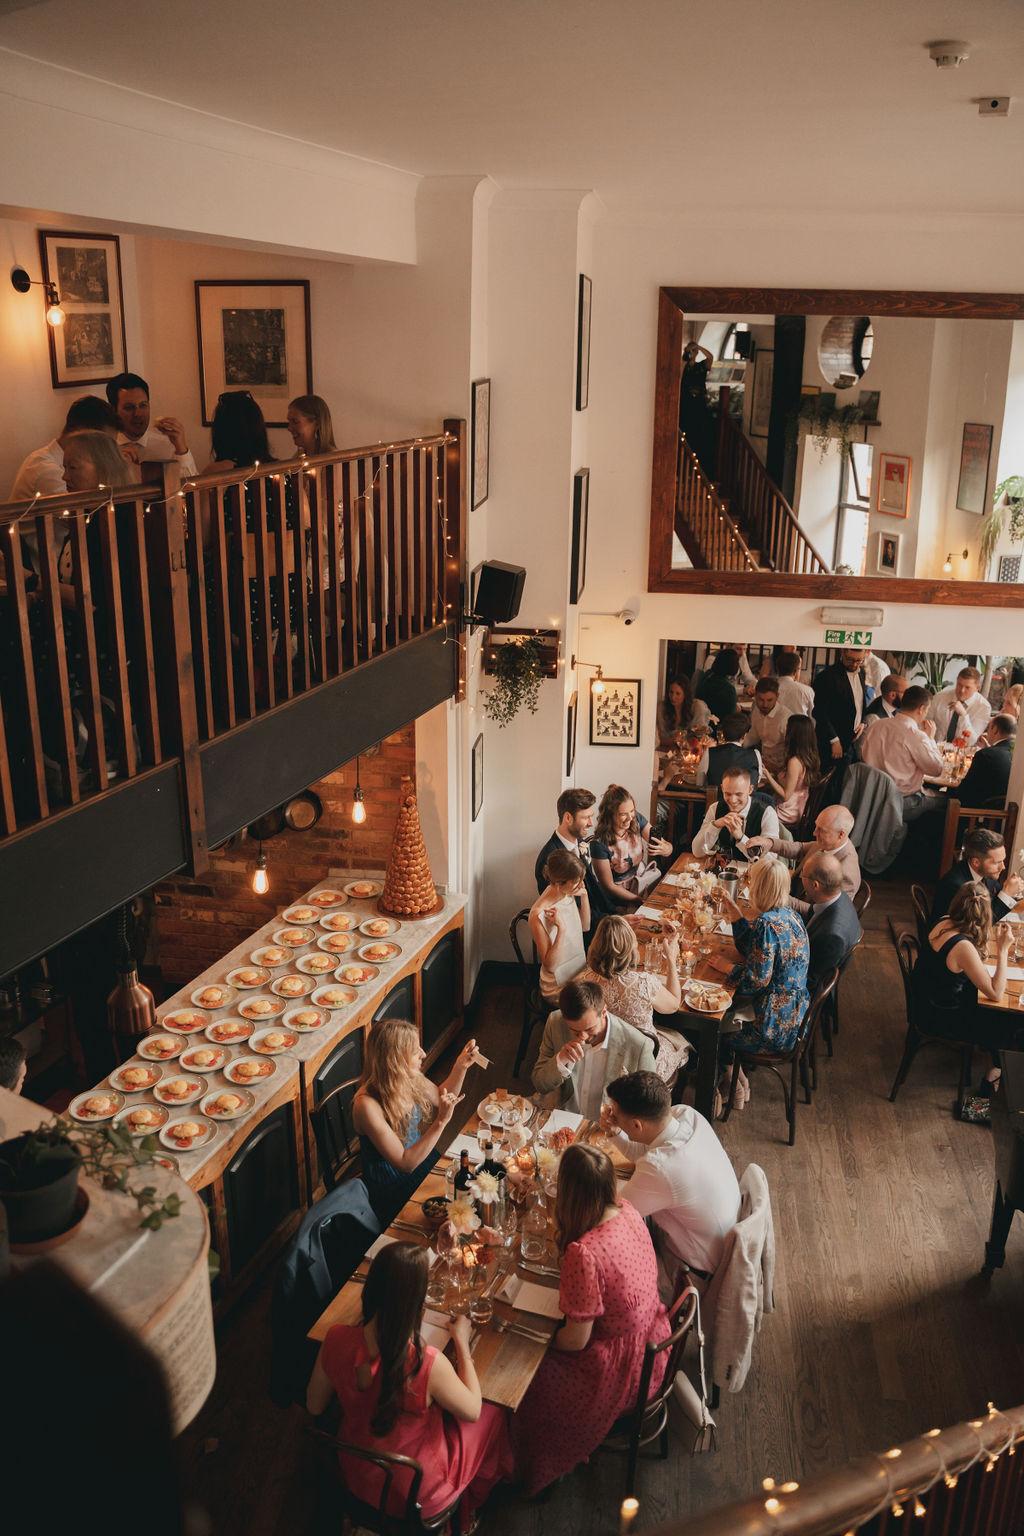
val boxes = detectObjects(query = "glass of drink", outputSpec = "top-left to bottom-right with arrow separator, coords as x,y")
469,1292 -> 493,1325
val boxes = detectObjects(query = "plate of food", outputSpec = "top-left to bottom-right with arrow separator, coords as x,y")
205,1018 -> 254,1045
319,910 -> 358,933
226,965 -> 271,991
160,1008 -> 210,1034
478,1089 -> 534,1126
281,904 -> 320,926
180,1044 -> 229,1074
357,941 -> 402,964
295,951 -> 337,976
225,1055 -> 277,1086
250,945 -> 291,969
114,1103 -> 169,1137
344,879 -> 383,900
272,926 -> 316,949
190,983 -> 237,1012
317,932 -> 356,956
138,1034 -> 185,1062
251,1027 -> 298,1056
69,1090 -> 125,1123
238,995 -> 287,1021
308,888 -> 348,908
271,972 -> 316,999
201,1087 -> 255,1121
335,962 -> 380,987
284,1004 -> 328,1032
683,980 -> 732,1014
311,984 -> 359,1010
110,1063 -> 163,1095
160,1118 -> 216,1153
359,916 -> 402,938
154,1074 -> 204,1107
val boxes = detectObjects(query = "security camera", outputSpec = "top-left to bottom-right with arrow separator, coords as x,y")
618,608 -> 638,626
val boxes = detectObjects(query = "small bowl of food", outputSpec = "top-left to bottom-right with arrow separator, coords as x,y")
359,917 -> 401,938
317,933 -> 355,955
311,984 -> 359,1010
320,911 -> 358,933
251,1028 -> 298,1055
296,951 -> 337,975
201,1088 -> 254,1121
344,879 -> 383,900
284,1004 -> 328,1032
357,941 -> 402,964
272,927 -> 316,949
226,965 -> 271,991
225,1055 -> 277,1086
180,1044 -> 228,1074
190,984 -> 237,1012
251,945 -> 290,969
111,1063 -> 162,1094
161,1009 -> 209,1034
271,973 -> 316,998
205,1018 -> 254,1045
154,1075 -> 204,1107
138,1034 -> 184,1062
160,1119 -> 215,1152
336,963 -> 381,987
422,1196 -> 450,1229
282,905 -> 319,925
308,888 -> 348,908
69,1090 -> 125,1123
239,995 -> 287,1021
115,1103 -> 169,1137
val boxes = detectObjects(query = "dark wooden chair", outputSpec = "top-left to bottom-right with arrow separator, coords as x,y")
309,1077 -> 360,1192
821,934 -> 861,1057
509,907 -> 551,1077
852,879 -> 871,920
910,883 -> 932,949
887,928 -> 974,1110
599,1287 -> 699,1495
721,969 -> 839,1145
309,1427 -> 466,1536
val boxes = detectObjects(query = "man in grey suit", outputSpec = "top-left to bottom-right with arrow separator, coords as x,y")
747,803 -> 861,916
532,978 -> 657,1116
800,851 -> 862,993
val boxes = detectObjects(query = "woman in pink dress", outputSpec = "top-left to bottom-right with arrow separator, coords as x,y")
306,1242 -> 513,1523
514,1143 -> 671,1494
764,713 -> 820,829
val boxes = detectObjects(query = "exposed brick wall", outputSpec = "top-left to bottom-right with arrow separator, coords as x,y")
151,727 -> 416,992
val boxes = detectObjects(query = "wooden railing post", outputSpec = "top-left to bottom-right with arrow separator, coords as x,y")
443,418 -> 467,702
145,462 -> 209,875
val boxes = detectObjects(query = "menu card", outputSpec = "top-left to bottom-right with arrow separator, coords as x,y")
501,1275 -> 563,1319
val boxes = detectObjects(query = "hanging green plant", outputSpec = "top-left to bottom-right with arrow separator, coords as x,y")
481,636 -> 544,727
979,475 -> 1024,572
791,397 -> 867,463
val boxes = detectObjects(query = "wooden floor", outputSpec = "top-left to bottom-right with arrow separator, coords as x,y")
177,877 -> 1024,1535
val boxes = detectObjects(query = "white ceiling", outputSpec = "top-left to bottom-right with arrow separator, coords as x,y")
2,0 -> 1023,215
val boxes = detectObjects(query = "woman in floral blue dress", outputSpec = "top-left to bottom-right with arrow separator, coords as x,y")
715,857 -> 809,1108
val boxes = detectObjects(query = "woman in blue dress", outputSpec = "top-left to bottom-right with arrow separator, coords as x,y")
715,857 -> 810,1109
353,1018 -> 482,1223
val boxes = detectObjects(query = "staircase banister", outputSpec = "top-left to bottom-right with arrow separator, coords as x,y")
676,436 -> 760,573
719,410 -> 831,574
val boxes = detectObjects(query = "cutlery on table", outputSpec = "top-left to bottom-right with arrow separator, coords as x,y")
493,1314 -> 552,1344
390,1219 -> 426,1237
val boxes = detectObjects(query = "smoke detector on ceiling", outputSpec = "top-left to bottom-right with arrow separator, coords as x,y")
927,40 -> 970,69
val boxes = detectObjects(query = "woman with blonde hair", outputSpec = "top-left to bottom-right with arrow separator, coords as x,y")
286,394 -> 337,457
514,1142 -> 670,1494
581,914 -> 690,1081
529,847 -> 590,1001
62,430 -> 138,493
353,1019 -> 482,1221
1002,682 -> 1022,720
714,857 -> 810,1109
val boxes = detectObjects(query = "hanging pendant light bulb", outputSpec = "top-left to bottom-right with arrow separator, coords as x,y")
45,282 -> 66,327
352,755 -> 367,825
252,842 -> 269,895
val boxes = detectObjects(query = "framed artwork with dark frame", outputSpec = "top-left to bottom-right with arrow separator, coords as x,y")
39,229 -> 126,389
876,531 -> 901,575
570,468 -> 590,604
748,349 -> 774,438
590,678 -> 642,747
471,733 -> 484,821
566,691 -> 578,776
956,422 -> 993,515
576,274 -> 592,410
471,378 -> 491,509
195,279 -> 312,426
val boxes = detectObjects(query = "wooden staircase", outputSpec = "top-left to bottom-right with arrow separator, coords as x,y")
675,436 -> 762,571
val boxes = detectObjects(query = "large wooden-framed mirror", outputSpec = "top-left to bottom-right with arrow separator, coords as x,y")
649,286 -> 1024,608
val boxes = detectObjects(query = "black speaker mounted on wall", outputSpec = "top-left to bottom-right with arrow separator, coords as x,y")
467,561 -> 526,627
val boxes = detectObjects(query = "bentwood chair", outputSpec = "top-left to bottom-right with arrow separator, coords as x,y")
721,969 -> 839,1146
887,927 -> 975,1111
309,1428 -> 467,1536
509,907 -> 551,1077
599,1286 -> 699,1495
910,884 -> 932,949
309,1077 -> 361,1192
821,934 -> 861,1057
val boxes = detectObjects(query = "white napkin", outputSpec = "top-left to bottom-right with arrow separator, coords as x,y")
443,1131 -> 484,1163
715,920 -> 733,935
501,1275 -> 562,1319
541,1108 -> 584,1134
635,904 -> 664,921
367,1233 -> 437,1264
1000,966 -> 1024,982
661,872 -> 688,887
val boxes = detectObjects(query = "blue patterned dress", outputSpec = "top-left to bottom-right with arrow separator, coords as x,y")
723,905 -> 810,1058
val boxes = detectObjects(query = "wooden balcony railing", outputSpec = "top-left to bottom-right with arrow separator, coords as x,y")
659,1402 -> 1024,1536
0,422 -> 464,871
676,437 -> 760,572
716,392 -> 830,575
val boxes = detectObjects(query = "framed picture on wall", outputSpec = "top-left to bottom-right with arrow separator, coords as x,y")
471,733 -> 484,822
39,230 -> 126,389
566,691 -> 578,775
955,422 -> 993,515
195,280 -> 312,426
876,531 -> 901,575
590,678 -> 642,748
749,349 -> 774,438
576,274 -> 592,410
876,452 -> 912,517
471,378 -> 490,509
570,468 -> 589,604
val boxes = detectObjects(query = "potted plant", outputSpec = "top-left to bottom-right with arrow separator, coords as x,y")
481,635 -> 544,727
979,476 -> 1024,573
0,1116 -> 181,1246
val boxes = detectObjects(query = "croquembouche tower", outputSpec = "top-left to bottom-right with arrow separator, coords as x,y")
379,776 -> 442,917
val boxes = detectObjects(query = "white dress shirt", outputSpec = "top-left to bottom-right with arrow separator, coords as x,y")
118,426 -> 197,480
743,701 -> 792,775
735,652 -> 757,688
859,713 -> 946,795
575,1026 -> 611,1121
777,676 -> 815,718
617,1106 -> 741,1274
692,796 -> 780,857
846,668 -> 865,729
928,687 -> 992,747
9,440 -> 65,500
970,865 -> 1016,914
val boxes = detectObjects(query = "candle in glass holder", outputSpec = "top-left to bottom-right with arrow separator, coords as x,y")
620,1497 -> 640,1536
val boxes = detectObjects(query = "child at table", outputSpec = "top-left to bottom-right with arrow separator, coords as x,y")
529,848 -> 590,1001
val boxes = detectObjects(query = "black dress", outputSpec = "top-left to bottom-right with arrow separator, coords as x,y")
679,358 -> 715,474
912,932 -> 1024,1057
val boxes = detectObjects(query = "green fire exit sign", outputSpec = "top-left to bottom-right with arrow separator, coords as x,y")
824,628 -> 873,646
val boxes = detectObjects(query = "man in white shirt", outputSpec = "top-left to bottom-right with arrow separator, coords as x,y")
731,642 -> 758,695
775,652 -> 815,717
928,666 -> 992,747
8,394 -> 120,500
603,1071 -> 740,1278
106,371 -> 197,479
860,684 -> 946,819
692,767 -> 780,859
742,678 -> 791,776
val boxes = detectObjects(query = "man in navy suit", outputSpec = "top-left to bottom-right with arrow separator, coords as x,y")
928,826 -> 1023,927
535,787 -> 608,934
813,647 -> 870,768
800,851 -> 862,993
956,714 -> 1016,807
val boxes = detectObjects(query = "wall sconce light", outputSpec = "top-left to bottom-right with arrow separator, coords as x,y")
11,265 -> 65,327
571,654 -> 606,693
351,755 -> 367,824
252,842 -> 269,895
942,548 -> 969,574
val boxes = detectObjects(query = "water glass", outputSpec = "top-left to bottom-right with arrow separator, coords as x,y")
469,1293 -> 494,1325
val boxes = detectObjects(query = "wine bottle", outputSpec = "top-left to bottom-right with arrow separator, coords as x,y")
453,1148 -> 472,1194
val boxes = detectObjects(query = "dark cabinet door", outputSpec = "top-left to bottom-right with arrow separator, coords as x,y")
421,931 -> 459,1053
371,974 -> 416,1026
312,1029 -> 364,1108
224,1104 -> 300,1274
